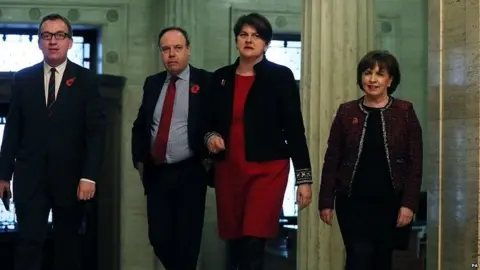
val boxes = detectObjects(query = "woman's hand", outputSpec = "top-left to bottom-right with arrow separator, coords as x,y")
397,206 -> 414,227
207,135 -> 225,154
319,209 -> 334,226
296,184 -> 312,210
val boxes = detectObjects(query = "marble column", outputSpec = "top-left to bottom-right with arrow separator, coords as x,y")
427,1 -> 480,269
298,0 -> 374,269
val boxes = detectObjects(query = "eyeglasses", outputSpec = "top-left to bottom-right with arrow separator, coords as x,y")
39,32 -> 71,41
160,45 -> 185,54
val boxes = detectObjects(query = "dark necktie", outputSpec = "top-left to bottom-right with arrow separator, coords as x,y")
151,76 -> 178,163
47,68 -> 56,108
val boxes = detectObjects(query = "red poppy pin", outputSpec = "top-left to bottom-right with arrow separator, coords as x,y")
66,77 -> 76,87
352,117 -> 359,124
190,84 -> 200,94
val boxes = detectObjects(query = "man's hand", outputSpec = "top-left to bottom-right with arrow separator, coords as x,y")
0,180 -> 10,199
77,181 -> 95,201
207,135 -> 225,154
296,184 -> 312,210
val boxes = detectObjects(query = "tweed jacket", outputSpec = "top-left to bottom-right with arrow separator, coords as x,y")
318,97 -> 423,212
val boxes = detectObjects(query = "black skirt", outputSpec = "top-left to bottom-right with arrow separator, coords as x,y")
335,191 -> 412,250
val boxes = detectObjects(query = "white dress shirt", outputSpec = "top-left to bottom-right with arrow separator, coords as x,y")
43,60 -> 95,185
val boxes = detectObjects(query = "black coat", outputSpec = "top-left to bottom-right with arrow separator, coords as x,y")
204,57 -> 312,185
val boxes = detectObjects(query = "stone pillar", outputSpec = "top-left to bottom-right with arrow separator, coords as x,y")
297,0 -> 374,269
427,1 -> 480,269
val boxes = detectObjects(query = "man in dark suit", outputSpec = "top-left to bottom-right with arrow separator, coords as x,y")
131,27 -> 212,270
0,14 -> 105,270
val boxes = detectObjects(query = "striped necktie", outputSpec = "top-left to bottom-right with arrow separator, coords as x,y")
47,68 -> 56,108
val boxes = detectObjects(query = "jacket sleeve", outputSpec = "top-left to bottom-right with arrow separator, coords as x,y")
318,104 -> 344,210
131,77 -> 150,168
82,73 -> 107,182
280,68 -> 312,185
402,103 -> 423,212
203,71 -> 222,150
0,74 -> 22,181
196,70 -> 213,159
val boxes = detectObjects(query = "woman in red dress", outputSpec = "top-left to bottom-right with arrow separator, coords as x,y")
204,13 -> 313,270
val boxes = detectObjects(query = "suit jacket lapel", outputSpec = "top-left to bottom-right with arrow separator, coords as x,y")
222,65 -> 236,123
147,72 -> 167,127
31,62 -> 47,114
188,66 -> 199,128
54,60 -> 76,106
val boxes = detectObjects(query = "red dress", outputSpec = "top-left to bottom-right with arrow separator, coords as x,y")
214,74 -> 290,240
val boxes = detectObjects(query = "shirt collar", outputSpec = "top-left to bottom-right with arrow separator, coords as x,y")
166,65 -> 190,83
43,59 -> 68,74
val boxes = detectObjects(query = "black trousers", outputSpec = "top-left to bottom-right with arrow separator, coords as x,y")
144,158 -> 207,270
14,183 -> 84,270
344,241 -> 393,270
336,193 -> 397,270
227,236 -> 266,270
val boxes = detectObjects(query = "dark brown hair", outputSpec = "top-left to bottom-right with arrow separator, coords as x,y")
38,13 -> 73,38
357,50 -> 401,95
233,13 -> 273,44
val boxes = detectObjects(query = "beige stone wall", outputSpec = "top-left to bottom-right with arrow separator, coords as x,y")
428,0 -> 480,269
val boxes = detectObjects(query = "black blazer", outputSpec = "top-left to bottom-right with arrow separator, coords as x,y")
0,61 -> 106,205
205,57 -> 312,185
131,65 -> 212,167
